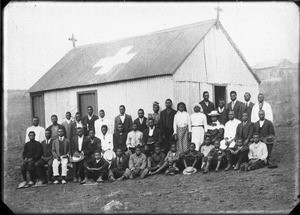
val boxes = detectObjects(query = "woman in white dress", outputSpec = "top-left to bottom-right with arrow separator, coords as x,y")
173,102 -> 191,153
190,103 -> 207,151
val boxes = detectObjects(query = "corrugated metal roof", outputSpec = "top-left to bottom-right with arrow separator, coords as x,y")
29,19 -> 217,93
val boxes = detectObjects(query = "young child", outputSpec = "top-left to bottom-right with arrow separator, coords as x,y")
225,139 -> 245,171
180,143 -> 202,171
200,135 -> 215,172
148,145 -> 166,175
205,140 -> 226,172
81,150 -> 109,184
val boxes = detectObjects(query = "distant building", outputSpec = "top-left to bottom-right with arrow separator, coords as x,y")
28,19 -> 260,127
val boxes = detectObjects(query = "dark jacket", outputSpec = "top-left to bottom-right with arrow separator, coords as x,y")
82,115 -> 99,136
86,157 -> 109,169
23,140 -> 43,161
52,137 -> 70,159
41,139 -> 53,158
109,155 -> 129,171
217,106 -> 228,125
242,102 -> 255,119
114,114 -> 133,133
227,100 -> 243,121
86,137 -> 102,158
71,135 -> 89,156
199,100 -> 215,124
71,121 -> 87,138
133,117 -> 148,133
160,108 -> 177,135
235,121 -> 254,142
46,124 -> 66,140
113,131 -> 128,152
253,119 -> 275,138
142,127 -> 162,146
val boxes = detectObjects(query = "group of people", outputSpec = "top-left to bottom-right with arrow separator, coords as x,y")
18,91 -> 276,188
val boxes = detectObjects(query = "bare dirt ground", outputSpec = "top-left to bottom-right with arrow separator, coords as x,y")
2,90 -> 299,213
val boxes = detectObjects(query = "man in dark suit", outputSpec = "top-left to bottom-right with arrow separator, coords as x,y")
114,105 -> 133,133
133,109 -> 148,133
199,91 -> 215,124
227,91 -> 243,121
242,92 -> 255,118
108,148 -> 130,181
82,106 -> 99,136
86,130 -> 102,157
216,98 -> 228,125
160,99 -> 177,153
113,123 -> 128,153
71,127 -> 89,182
142,118 -> 162,157
46,115 -> 66,140
253,109 -> 275,163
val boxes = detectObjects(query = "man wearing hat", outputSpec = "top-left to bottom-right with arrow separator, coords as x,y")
206,110 -> 224,143
253,110 -> 276,165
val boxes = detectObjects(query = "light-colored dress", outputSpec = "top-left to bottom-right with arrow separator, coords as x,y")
190,112 -> 207,151
173,111 -> 191,153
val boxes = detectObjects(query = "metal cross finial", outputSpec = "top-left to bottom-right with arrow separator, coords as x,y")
68,33 -> 77,48
215,6 -> 223,21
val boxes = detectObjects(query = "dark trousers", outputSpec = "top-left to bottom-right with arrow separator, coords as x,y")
144,144 -> 155,157
227,148 -> 249,165
73,160 -> 85,180
21,160 -> 36,182
182,157 -> 201,170
35,158 -> 53,181
162,129 -> 173,153
248,159 -> 265,170
85,169 -> 108,181
266,143 -> 273,161
108,168 -> 128,178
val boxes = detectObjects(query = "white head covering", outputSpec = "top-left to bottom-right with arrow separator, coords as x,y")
193,103 -> 203,112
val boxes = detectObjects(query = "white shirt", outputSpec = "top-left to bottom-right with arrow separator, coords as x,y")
251,101 -> 273,123
173,111 -> 191,134
76,121 -> 83,128
259,119 -> 265,127
201,145 -> 215,157
190,112 -> 207,132
139,117 -> 144,125
94,117 -> 111,136
207,121 -> 224,131
66,119 -> 71,124
99,133 -> 113,151
126,130 -> 143,148
59,136 -> 64,141
248,141 -> 268,162
224,118 -> 241,140
25,125 -> 45,143
120,114 -> 125,123
78,135 -> 83,151
88,114 -> 93,120
218,106 -> 225,113
231,99 -> 236,109
149,126 -> 155,136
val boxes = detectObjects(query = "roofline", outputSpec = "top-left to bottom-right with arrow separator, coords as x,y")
75,19 -> 217,49
218,21 -> 261,84
28,74 -> 173,94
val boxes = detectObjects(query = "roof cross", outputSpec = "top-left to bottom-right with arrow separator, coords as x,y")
215,6 -> 223,21
68,33 -> 77,48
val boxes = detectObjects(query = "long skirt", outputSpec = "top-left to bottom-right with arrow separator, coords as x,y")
191,126 -> 204,151
176,126 -> 189,153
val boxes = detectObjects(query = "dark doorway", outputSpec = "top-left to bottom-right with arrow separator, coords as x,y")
77,90 -> 98,116
31,94 -> 45,127
214,86 -> 226,108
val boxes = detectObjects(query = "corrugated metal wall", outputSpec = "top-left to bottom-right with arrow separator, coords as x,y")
44,76 -> 174,128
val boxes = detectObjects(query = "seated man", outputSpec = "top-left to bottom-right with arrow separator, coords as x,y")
181,143 -> 202,171
81,150 -> 109,184
206,111 -> 225,143
225,138 -> 244,171
35,129 -> 54,186
148,145 -> 166,175
52,128 -> 70,184
108,148 -> 130,181
18,131 -> 43,188
242,132 -> 268,171
142,118 -> 162,157
126,122 -> 143,156
200,135 -> 215,171
113,123 -> 128,154
205,140 -> 226,173
127,145 -> 148,179
99,125 -> 114,152
220,111 -> 241,150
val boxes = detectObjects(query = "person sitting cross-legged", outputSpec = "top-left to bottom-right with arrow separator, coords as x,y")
181,142 -> 202,173
204,140 -> 226,173
108,148 -> 130,181
127,145 -> 149,179
225,138 -> 244,171
81,150 -> 109,184
200,135 -> 215,171
148,145 -> 166,176
241,132 -> 268,171
18,131 -> 43,188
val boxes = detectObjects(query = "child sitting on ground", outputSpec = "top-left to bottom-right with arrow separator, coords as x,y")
180,143 -> 202,172
148,145 -> 166,175
205,140 -> 226,173
200,135 -> 215,171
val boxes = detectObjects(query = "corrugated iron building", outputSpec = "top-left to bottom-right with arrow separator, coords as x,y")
28,19 -> 260,127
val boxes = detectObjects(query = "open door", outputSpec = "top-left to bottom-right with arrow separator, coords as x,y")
214,86 -> 226,108
31,93 -> 45,127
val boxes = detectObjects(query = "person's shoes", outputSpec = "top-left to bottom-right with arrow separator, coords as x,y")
73,178 -> 78,183
225,165 -> 232,171
129,174 -> 133,179
203,169 -> 208,174
234,164 -> 240,171
109,176 -> 116,182
80,179 -> 87,184
117,176 -> 125,181
53,180 -> 59,184
201,163 -> 206,170
215,169 -> 219,172
97,177 -> 104,183
48,180 -> 53,184
61,179 -> 67,184
17,181 -> 27,189
28,181 -> 35,186
140,171 -> 148,179
34,180 -> 46,187
240,163 -> 245,172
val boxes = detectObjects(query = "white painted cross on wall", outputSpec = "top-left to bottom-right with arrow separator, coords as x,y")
93,46 -> 137,75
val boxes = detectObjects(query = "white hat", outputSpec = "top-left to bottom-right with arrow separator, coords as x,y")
183,167 -> 197,175
208,110 -> 220,116
103,150 -> 116,162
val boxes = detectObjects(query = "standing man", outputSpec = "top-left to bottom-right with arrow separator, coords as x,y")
133,109 -> 148,133
94,109 -> 111,136
251,93 -> 273,123
25,117 -> 45,144
199,91 -> 215,124
82,106 -> 99,136
227,91 -> 243,121
72,112 -> 84,139
216,98 -> 228,125
62,112 -> 74,143
113,123 -> 128,153
160,99 -> 177,153
242,92 -> 254,119
148,101 -> 160,128
114,105 -> 133,133
46,115 -> 66,140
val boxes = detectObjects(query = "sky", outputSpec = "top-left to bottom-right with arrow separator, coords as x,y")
3,2 -> 299,90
